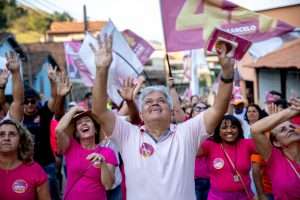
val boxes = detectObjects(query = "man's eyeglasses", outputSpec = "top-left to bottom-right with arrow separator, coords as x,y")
194,106 -> 208,112
24,99 -> 36,105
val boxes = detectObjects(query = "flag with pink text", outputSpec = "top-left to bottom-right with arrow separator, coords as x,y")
160,0 -> 294,52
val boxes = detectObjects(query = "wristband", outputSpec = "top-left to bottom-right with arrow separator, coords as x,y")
220,74 -> 234,83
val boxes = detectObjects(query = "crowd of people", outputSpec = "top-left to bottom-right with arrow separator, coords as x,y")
0,36 -> 299,200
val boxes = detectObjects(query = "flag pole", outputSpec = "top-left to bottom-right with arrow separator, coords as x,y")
165,53 -> 172,77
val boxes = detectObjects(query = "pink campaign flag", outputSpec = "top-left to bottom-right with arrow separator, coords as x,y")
64,41 -> 94,87
160,0 -> 294,52
122,29 -> 154,65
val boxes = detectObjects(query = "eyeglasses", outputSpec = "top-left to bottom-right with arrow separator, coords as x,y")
24,99 -> 36,105
194,106 -> 208,112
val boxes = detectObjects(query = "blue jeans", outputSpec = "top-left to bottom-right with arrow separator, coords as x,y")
266,193 -> 274,200
195,178 -> 210,200
44,163 -> 61,200
107,184 -> 122,200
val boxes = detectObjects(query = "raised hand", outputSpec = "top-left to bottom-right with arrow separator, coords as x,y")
5,51 -> 20,73
0,69 -> 9,88
48,65 -> 59,82
289,97 -> 300,113
133,75 -> 145,99
56,72 -> 72,97
217,42 -> 235,78
268,103 -> 280,115
90,34 -> 113,69
119,77 -> 136,101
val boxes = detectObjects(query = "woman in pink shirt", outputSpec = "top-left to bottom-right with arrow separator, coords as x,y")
251,98 -> 300,200
0,119 -> 50,200
200,115 -> 256,200
56,106 -> 117,200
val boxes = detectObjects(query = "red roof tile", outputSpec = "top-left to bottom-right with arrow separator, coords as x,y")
47,21 -> 106,34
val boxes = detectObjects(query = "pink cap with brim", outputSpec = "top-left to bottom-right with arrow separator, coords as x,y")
265,93 -> 281,103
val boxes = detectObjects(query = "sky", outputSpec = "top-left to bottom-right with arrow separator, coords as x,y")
18,0 -> 300,43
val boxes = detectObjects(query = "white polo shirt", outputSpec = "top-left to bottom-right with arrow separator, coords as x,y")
111,112 -> 208,200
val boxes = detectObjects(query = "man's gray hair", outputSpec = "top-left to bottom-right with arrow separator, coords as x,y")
138,85 -> 173,111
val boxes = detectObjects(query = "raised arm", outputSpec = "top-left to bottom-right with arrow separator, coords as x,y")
55,106 -> 84,153
167,77 -> 186,123
0,69 -> 9,114
118,77 -> 140,124
251,98 -> 300,160
203,46 -> 234,134
6,52 -> 24,121
91,35 -> 116,136
47,65 -> 58,112
54,71 -> 72,117
47,66 -> 71,117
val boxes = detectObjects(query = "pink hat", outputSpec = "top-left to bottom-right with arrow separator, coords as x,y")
265,92 -> 281,103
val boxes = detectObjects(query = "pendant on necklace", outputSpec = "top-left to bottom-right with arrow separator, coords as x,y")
233,174 -> 240,182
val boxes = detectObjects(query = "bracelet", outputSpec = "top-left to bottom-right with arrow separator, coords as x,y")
220,74 -> 234,83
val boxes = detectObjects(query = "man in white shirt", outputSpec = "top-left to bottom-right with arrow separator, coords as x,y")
91,37 -> 235,200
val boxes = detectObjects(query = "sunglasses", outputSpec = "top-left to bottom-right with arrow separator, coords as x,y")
24,99 -> 36,105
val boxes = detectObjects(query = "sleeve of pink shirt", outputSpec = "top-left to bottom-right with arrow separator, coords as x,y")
244,138 -> 257,154
30,162 -> 48,187
199,139 -> 212,156
99,147 -> 118,166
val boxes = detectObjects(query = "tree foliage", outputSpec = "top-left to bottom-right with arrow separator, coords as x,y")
0,0 -> 73,33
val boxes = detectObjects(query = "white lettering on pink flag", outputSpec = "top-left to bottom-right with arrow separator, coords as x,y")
160,0 -> 294,52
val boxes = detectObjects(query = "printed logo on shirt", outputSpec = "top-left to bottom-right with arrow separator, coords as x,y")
12,179 -> 28,194
34,115 -> 40,123
139,142 -> 154,157
213,158 -> 224,170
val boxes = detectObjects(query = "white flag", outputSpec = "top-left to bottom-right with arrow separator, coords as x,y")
79,20 -> 143,106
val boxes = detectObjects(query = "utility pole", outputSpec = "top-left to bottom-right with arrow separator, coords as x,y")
83,5 -> 88,32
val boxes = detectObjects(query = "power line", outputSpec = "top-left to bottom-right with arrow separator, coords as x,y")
17,0 -> 50,15
35,0 -> 64,13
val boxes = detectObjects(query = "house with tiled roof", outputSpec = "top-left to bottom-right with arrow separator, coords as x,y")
46,20 -> 107,42
238,4 -> 300,105
243,38 -> 300,106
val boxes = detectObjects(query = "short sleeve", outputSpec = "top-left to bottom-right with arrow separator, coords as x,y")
251,154 -> 264,164
177,112 -> 209,153
99,147 -> 118,166
111,114 -> 139,151
245,139 -> 257,154
30,162 -> 48,187
200,139 -> 212,156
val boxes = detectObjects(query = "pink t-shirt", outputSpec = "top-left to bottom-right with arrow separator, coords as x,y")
266,147 -> 300,200
64,139 -> 118,200
195,156 -> 210,178
201,139 -> 256,192
0,162 -> 47,200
